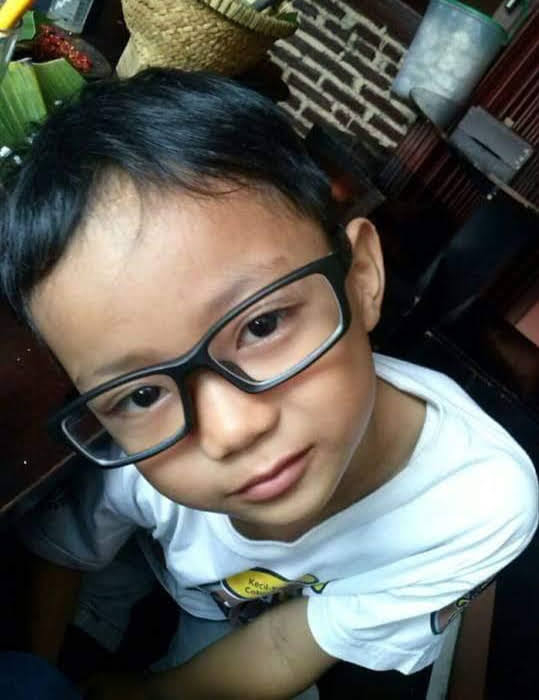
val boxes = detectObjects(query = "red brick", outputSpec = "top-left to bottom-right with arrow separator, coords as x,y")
271,45 -> 321,84
369,114 -> 404,144
316,0 -> 345,20
302,106 -> 327,127
291,36 -> 350,82
288,72 -> 332,112
381,42 -> 402,63
334,107 -> 352,128
291,35 -> 330,65
354,23 -> 382,49
349,119 -> 373,140
343,52 -> 391,91
300,17 -> 342,55
286,91 -> 302,112
327,60 -> 356,88
270,44 -> 296,63
361,86 -> 410,126
325,18 -> 352,44
321,78 -> 366,117
385,62 -> 399,79
294,0 -> 319,20
354,39 -> 376,62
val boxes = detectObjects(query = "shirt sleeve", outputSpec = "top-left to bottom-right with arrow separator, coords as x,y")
17,464 -> 141,571
307,455 -> 539,674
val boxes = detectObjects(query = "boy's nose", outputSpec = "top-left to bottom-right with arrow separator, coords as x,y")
190,371 -> 279,460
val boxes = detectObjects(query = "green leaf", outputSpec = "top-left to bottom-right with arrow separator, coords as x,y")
0,60 -> 47,150
33,58 -> 85,112
20,11 -> 36,41
0,54 -> 85,178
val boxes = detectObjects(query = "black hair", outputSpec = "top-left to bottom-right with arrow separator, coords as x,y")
0,68 -> 347,325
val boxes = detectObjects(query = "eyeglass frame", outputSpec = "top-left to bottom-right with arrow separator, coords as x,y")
48,249 -> 353,468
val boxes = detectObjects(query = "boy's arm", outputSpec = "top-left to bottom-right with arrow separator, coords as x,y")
85,597 -> 336,700
145,597 -> 336,700
27,552 -> 83,664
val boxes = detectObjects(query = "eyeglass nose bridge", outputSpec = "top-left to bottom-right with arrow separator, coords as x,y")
161,334 -> 267,408
163,341 -> 263,439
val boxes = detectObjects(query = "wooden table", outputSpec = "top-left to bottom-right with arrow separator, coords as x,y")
0,302 -> 75,523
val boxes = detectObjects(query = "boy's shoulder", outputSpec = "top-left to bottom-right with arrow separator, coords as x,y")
374,355 -> 538,546
374,352 -> 523,451
372,353 -> 537,527
374,353 -> 478,407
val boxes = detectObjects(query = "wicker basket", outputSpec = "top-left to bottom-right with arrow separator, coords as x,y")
117,0 -> 297,78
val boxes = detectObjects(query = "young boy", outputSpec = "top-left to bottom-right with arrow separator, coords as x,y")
1,69 -> 537,699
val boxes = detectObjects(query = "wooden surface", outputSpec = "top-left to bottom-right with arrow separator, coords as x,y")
0,301 -> 73,520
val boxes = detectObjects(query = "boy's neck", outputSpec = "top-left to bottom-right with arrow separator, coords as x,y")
343,378 -> 427,504
232,379 -> 427,542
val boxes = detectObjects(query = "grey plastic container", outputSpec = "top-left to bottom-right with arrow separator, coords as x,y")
392,0 -> 508,104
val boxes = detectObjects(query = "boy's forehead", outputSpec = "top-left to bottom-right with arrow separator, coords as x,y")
83,170 -> 142,241
31,183 -> 329,388
85,177 -> 323,255
51,180 -> 327,292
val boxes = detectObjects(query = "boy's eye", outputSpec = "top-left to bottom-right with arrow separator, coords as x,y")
130,386 -> 162,408
247,311 -> 281,337
106,385 -> 167,416
239,310 -> 287,347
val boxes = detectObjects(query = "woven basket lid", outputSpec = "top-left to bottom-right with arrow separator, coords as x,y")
117,0 -> 296,78
199,0 -> 296,38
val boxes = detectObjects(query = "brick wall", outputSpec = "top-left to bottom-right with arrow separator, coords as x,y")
269,0 -> 418,149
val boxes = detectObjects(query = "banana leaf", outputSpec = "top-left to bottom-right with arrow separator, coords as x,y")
0,57 -> 84,153
0,60 -> 46,150
20,11 -> 36,41
33,57 -> 85,111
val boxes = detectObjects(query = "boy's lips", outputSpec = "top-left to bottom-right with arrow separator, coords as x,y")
232,447 -> 313,503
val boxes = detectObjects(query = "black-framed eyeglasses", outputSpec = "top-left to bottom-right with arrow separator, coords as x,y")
49,251 -> 352,468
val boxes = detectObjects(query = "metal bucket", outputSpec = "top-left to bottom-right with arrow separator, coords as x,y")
392,0 -> 510,104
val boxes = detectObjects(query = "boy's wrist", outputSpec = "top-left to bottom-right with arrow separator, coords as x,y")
142,668 -> 186,700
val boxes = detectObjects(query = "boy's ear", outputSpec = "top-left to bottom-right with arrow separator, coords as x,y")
344,217 -> 385,332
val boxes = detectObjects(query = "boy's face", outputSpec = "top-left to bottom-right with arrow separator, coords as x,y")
31,181 -> 384,539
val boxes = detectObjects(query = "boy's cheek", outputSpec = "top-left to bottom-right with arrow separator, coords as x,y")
288,353 -> 375,446
134,457 -> 220,510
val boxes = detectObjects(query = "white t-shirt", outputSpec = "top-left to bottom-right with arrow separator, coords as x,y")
20,354 -> 538,674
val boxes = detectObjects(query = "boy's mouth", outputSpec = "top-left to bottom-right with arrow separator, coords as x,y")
232,447 -> 312,503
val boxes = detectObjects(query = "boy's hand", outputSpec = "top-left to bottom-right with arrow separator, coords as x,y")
81,671 -> 152,700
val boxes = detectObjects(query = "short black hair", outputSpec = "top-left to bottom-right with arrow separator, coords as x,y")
0,68 -> 345,324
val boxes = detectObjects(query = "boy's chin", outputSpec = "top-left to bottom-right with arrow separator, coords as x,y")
229,497 -> 331,542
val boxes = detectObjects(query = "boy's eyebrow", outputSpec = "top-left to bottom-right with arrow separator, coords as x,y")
79,255 -> 291,389
77,350 -> 167,389
204,256 -> 289,317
